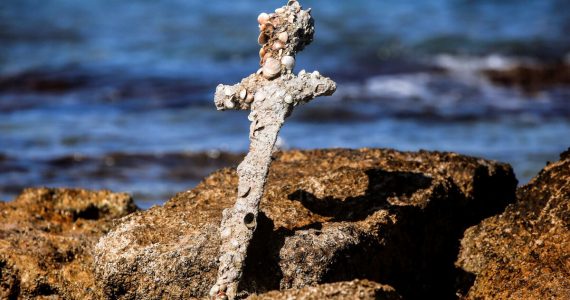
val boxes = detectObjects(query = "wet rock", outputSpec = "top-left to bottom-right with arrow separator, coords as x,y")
484,63 -> 570,93
247,279 -> 401,300
457,148 -> 570,299
94,148 -> 516,299
0,188 -> 137,299
0,68 -> 92,93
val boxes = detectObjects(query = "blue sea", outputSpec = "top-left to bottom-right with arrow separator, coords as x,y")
1,0 -> 569,207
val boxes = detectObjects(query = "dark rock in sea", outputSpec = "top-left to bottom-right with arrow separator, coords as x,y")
0,68 -> 93,93
484,63 -> 570,93
93,148 -> 517,299
0,188 -> 137,299
457,148 -> 570,299
247,279 -> 401,300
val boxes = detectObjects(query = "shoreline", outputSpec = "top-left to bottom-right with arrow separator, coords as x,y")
1,141 -> 567,206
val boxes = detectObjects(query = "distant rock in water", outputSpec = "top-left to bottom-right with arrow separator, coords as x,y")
0,188 -> 137,299
93,148 -> 517,299
457,148 -> 570,299
484,62 -> 570,93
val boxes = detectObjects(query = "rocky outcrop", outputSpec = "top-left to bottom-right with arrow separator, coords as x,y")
0,188 -> 137,299
457,149 -> 570,299
247,279 -> 401,300
93,148 -> 517,299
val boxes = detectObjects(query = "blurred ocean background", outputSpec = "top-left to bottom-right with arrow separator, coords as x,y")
1,0 -> 569,207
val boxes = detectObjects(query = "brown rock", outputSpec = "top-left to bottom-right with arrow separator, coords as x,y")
94,148 -> 516,299
247,279 -> 401,300
457,148 -> 570,299
484,63 -> 570,94
0,188 -> 137,299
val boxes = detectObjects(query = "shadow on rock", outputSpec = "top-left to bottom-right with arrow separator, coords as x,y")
241,162 -> 515,299
240,212 -> 286,294
289,169 -> 432,222
279,169 -> 474,299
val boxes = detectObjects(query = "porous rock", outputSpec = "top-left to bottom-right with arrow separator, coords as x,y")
457,148 -> 570,299
247,279 -> 401,300
94,148 -> 517,299
0,188 -> 137,299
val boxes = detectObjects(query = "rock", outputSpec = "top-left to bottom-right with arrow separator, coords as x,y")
246,279 -> 401,300
483,63 -> 570,93
94,148 -> 516,299
0,188 -> 137,299
457,148 -> 570,299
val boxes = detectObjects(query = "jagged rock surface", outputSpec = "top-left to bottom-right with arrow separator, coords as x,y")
0,188 -> 137,299
246,279 -> 401,300
94,148 -> 516,299
457,149 -> 570,299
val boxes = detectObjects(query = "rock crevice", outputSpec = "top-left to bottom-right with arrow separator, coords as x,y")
457,148 -> 570,299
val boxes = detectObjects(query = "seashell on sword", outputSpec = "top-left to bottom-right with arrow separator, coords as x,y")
278,31 -> 288,43
262,57 -> 281,79
281,55 -> 295,71
258,32 -> 268,45
272,40 -> 285,51
257,13 -> 270,25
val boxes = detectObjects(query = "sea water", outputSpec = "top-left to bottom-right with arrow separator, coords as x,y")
1,0 -> 569,206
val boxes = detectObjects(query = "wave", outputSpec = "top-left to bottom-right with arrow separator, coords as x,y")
316,54 -> 570,121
